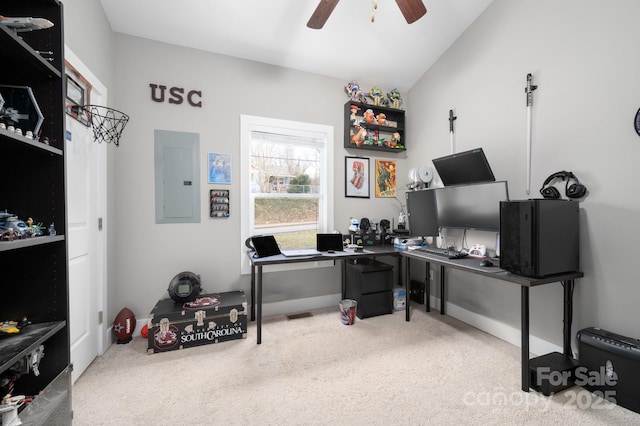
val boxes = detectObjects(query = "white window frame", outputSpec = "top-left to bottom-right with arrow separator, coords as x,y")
240,114 -> 334,274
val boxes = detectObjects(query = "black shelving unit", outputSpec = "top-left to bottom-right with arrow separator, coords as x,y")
0,1 -> 71,423
344,101 -> 406,153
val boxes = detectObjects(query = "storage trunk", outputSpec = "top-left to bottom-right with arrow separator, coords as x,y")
147,291 -> 247,354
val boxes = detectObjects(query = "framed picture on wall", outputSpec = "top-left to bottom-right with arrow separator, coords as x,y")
345,156 -> 369,198
208,152 -> 232,184
375,159 -> 396,198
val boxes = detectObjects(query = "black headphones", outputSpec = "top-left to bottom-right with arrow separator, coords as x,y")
539,171 -> 587,199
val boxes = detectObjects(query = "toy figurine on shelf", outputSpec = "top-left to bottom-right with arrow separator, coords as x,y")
376,113 -> 386,125
363,109 -> 375,124
0,211 -> 28,238
387,88 -> 403,109
350,125 -> 367,147
344,80 -> 365,103
367,86 -> 384,106
349,105 -> 360,123
0,317 -> 29,335
48,223 -> 56,236
392,132 -> 402,149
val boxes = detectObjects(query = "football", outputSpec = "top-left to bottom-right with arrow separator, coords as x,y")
112,307 -> 136,344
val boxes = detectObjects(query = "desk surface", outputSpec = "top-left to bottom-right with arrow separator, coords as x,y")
402,250 -> 583,287
248,245 -> 401,266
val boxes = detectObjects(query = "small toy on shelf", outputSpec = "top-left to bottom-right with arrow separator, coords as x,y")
48,223 -> 56,236
344,80 -> 365,103
387,88 -> 403,109
349,105 -> 360,122
0,211 -> 28,238
350,125 -> 367,147
363,109 -> 375,124
376,113 -> 386,125
0,317 -> 30,335
367,86 -> 385,106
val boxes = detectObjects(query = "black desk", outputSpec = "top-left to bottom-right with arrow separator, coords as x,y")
248,246 -> 402,344
401,249 -> 583,392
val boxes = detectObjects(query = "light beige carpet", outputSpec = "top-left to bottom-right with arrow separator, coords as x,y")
72,304 -> 639,425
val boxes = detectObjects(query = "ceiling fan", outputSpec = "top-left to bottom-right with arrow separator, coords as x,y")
307,0 -> 427,29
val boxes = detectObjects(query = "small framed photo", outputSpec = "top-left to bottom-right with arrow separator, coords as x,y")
208,152 -> 232,184
375,159 -> 396,198
345,156 -> 369,198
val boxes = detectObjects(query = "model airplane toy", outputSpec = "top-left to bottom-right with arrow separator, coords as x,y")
0,16 -> 54,32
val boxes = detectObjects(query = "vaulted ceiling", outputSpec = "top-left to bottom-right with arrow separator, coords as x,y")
100,0 -> 494,92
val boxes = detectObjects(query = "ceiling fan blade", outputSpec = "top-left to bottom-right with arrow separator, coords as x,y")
307,0 -> 340,29
395,0 -> 427,24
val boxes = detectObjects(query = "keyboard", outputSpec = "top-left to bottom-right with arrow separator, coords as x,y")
413,246 -> 468,259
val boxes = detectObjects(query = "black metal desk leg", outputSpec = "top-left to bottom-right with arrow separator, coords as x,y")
521,286 -> 530,392
341,259 -> 346,299
250,265 -> 256,321
425,262 -> 430,313
563,280 -> 574,356
440,265 -> 446,315
257,265 -> 263,344
405,256 -> 411,322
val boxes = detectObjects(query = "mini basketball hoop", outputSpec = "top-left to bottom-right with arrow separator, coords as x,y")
83,105 -> 129,147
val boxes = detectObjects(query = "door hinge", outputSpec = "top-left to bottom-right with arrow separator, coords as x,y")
98,217 -> 103,231
98,311 -> 103,324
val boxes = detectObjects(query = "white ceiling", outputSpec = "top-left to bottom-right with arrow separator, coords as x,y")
99,0 -> 494,92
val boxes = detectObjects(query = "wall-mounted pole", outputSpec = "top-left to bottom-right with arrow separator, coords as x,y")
449,109 -> 457,154
524,73 -> 538,195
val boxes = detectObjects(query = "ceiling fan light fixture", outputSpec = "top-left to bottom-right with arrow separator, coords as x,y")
307,0 -> 427,29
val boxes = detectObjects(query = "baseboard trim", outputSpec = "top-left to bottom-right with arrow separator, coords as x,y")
430,295 -> 563,356
262,293 -> 342,317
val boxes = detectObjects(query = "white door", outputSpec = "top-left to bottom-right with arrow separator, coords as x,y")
65,49 -> 108,383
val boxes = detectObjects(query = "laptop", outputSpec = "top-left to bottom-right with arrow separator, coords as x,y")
250,235 -> 282,258
316,233 -> 344,252
281,248 -> 321,257
251,235 -> 320,258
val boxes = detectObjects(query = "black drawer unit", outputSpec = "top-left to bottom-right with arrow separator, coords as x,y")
345,259 -> 393,319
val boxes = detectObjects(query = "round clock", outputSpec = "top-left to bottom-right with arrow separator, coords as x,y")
635,108 -> 640,136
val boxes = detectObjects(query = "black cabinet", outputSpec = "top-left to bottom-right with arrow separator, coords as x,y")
344,101 -> 406,152
0,1 -> 71,423
345,259 -> 393,318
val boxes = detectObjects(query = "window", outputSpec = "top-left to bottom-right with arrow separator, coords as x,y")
240,115 -> 334,273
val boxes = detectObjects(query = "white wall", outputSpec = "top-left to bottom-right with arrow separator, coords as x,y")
111,34 -> 405,320
406,0 -> 640,348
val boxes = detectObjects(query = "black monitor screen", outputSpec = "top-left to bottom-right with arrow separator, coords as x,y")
435,180 -> 509,231
432,148 -> 495,186
406,189 -> 439,237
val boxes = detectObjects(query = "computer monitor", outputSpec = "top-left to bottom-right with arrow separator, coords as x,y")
435,180 -> 509,232
432,148 -> 495,186
405,189 -> 439,238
